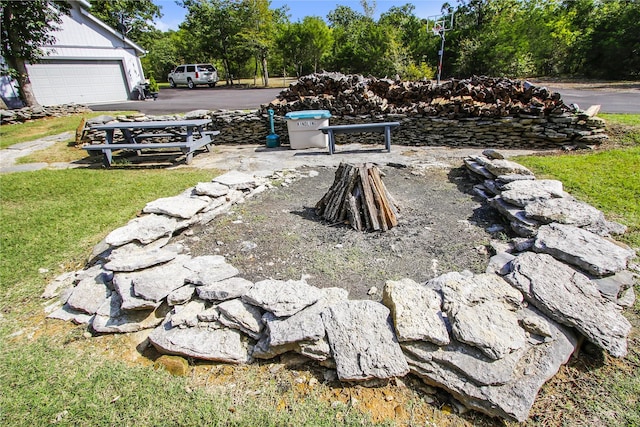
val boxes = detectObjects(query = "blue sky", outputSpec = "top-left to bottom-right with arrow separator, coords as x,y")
152,0 -> 447,31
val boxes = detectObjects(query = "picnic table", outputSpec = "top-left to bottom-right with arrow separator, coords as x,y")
83,119 -> 218,166
319,122 -> 400,155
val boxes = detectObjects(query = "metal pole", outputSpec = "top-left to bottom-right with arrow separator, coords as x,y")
437,31 -> 446,85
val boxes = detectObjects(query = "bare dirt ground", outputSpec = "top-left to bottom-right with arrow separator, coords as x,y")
186,163 -> 500,300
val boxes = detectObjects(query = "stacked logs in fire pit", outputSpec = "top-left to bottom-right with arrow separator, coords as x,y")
316,163 -> 399,232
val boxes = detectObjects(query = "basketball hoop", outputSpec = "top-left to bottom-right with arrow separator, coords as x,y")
427,13 -> 454,85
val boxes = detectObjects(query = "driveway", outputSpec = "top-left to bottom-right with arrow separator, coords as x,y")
533,80 -> 640,114
89,82 -> 640,115
89,86 -> 283,115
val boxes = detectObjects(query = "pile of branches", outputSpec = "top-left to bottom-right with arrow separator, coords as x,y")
316,163 -> 399,232
266,72 -> 570,118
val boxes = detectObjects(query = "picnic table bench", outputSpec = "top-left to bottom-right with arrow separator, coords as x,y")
83,119 -> 218,166
319,122 -> 401,155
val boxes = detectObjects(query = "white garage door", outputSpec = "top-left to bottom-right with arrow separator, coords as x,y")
27,60 -> 129,105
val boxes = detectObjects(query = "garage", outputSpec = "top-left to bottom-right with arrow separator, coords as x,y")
27,59 -> 130,106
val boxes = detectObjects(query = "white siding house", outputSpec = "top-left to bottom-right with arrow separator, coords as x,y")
2,0 -> 146,107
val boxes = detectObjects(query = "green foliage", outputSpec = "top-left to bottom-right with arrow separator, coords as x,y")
449,0 -> 640,79
148,75 -> 159,92
276,17 -> 333,77
88,0 -> 161,47
135,0 -> 638,81
0,0 -> 70,64
403,62 -> 436,80
0,0 -> 70,105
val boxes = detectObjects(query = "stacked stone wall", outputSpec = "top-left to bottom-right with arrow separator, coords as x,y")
3,74 -> 606,150
85,108 -> 607,151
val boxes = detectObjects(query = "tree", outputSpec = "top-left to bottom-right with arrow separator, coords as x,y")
141,30 -> 182,82
0,0 -> 70,107
89,0 -> 161,47
181,0 -> 247,85
581,0 -> 640,79
303,17 -> 333,73
237,0 -> 284,86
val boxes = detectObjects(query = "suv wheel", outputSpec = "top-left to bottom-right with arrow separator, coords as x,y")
187,79 -> 195,89
208,83 -> 216,88
169,78 -> 176,88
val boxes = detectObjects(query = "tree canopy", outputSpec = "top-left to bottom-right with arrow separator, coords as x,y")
141,0 -> 637,83
4,0 -> 636,97
0,0 -> 70,106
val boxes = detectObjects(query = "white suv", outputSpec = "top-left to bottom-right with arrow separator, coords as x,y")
168,64 -> 219,89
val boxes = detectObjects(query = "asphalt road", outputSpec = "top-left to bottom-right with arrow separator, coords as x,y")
89,86 -> 283,115
89,84 -> 640,114
544,85 -> 640,114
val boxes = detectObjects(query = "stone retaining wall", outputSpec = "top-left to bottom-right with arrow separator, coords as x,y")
85,108 -> 607,151
0,104 -> 92,124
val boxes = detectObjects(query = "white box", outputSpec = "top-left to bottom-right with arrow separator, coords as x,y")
284,110 -> 332,149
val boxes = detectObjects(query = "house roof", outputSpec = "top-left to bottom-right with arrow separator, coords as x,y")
76,0 -> 146,55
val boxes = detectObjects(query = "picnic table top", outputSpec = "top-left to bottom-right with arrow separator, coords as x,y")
91,119 -> 211,131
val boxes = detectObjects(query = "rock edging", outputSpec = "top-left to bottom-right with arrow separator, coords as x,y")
43,158 -> 636,422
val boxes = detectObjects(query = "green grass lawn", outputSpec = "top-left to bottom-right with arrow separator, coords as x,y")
515,113 -> 640,249
0,112 -> 638,426
0,111 -> 137,149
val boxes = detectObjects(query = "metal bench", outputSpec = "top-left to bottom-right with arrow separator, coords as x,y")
319,122 -> 401,155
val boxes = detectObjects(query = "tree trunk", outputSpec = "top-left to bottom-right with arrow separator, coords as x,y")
261,54 -> 269,87
221,41 -> 233,86
7,57 -> 40,107
254,56 -> 258,86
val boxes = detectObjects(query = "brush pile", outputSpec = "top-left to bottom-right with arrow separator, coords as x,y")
267,72 -> 570,118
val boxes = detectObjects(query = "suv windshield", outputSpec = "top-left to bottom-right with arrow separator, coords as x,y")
197,64 -> 215,72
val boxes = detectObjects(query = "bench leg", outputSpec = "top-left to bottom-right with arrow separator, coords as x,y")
328,130 -> 335,155
185,152 -> 193,165
102,149 -> 113,167
384,126 -> 392,153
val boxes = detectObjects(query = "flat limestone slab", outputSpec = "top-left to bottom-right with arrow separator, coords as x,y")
403,307 -> 577,422
322,300 -> 409,381
105,247 -> 177,272
149,320 -> 251,364
65,265 -> 113,315
113,272 -> 160,311
506,252 -> 631,357
524,197 -> 605,227
266,287 -> 348,347
92,293 -> 168,333
533,223 -> 635,276
131,255 -> 192,302
382,278 -> 449,345
242,279 -> 322,317
105,214 -> 178,247
441,273 -> 526,360
143,195 -> 210,219
194,181 -> 230,197
500,179 -> 565,208
217,298 -> 264,339
212,170 -> 260,190
197,277 -> 254,301
184,255 -> 240,286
